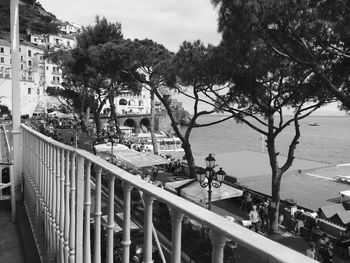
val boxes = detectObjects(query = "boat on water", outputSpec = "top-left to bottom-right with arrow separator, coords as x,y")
308,123 -> 320,126
126,132 -> 184,153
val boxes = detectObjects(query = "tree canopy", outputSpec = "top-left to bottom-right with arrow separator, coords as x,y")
212,0 -> 350,111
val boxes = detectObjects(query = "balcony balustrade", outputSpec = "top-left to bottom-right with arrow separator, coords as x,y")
20,124 -> 315,263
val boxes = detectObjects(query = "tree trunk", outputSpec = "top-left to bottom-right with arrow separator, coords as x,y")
266,116 -> 283,232
153,89 -> 197,178
270,167 -> 283,232
150,89 -> 159,155
108,89 -> 124,141
182,141 -> 196,179
93,112 -> 101,139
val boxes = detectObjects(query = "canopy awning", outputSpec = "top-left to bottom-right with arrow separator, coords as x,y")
94,143 -> 129,153
114,150 -> 170,168
164,179 -> 243,205
48,111 -> 75,119
320,203 -> 350,225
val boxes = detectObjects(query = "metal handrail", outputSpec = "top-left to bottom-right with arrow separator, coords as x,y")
0,123 -> 15,222
21,123 -> 315,263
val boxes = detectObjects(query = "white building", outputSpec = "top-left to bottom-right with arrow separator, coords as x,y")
113,87 -> 151,115
59,21 -> 82,35
0,39 -> 47,115
0,21 -> 153,117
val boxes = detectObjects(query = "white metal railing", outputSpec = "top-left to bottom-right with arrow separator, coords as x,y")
21,124 -> 315,263
0,123 -> 16,222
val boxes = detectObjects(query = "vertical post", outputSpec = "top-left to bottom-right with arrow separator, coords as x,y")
69,152 -> 76,263
122,182 -> 132,263
59,148 -> 65,262
64,150 -> 71,263
106,175 -> 115,263
10,164 -> 15,221
209,230 -> 227,263
76,155 -> 85,263
51,145 -> 57,259
55,146 -> 61,262
207,182 -> 212,211
169,207 -> 184,263
11,0 -> 22,190
143,194 -> 154,263
94,167 -> 102,263
48,144 -> 54,260
84,160 -> 92,263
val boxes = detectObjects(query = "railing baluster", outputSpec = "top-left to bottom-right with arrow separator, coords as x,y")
143,194 -> 154,263
106,174 -> 116,263
209,230 -> 227,263
55,147 -> 61,263
69,152 -> 76,263
43,140 -> 48,259
122,182 -> 132,263
94,167 -> 102,263
59,148 -> 65,262
84,160 -> 92,263
64,150 -> 71,263
51,145 -> 57,261
47,143 -> 52,260
76,155 -> 85,263
169,207 -> 184,263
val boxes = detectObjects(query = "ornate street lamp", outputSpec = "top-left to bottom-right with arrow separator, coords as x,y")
197,154 -> 226,210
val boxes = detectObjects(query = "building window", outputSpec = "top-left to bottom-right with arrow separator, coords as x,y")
28,88 -> 31,94
37,89 -> 40,95
21,56 -> 23,61
0,57 -> 4,63
0,47 -> 3,53
34,38 -> 37,42
21,64 -> 23,69
46,66 -> 49,70
19,47 -> 21,52
28,50 -> 31,57
28,61 -> 32,66
53,76 -> 60,83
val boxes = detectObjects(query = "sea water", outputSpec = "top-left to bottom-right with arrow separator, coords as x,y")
181,115 -> 350,165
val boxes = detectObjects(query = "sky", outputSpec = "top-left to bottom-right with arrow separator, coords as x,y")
38,0 -> 345,116
38,0 -> 222,52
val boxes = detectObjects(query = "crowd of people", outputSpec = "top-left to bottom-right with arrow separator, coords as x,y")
240,190 -> 350,262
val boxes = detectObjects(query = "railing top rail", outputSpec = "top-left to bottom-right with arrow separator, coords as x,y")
1,122 -> 12,163
21,124 -> 314,263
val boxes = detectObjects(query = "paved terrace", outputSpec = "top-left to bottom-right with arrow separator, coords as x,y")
195,151 -> 350,211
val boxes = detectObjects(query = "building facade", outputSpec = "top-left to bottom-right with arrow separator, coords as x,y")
0,23 -> 79,116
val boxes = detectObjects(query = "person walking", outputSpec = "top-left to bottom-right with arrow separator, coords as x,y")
249,205 -> 260,233
259,202 -> 269,233
305,242 -> 317,260
322,241 -> 334,263
318,233 -> 330,262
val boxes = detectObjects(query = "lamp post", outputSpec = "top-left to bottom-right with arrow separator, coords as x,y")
197,154 -> 226,210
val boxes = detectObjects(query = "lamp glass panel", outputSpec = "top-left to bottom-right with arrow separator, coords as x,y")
197,173 -> 206,182
216,173 -> 225,182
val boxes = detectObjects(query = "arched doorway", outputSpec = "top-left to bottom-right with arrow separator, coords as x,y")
124,118 -> 137,132
140,118 -> 151,133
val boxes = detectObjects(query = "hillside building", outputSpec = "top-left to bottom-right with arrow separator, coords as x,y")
0,21 -> 154,117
